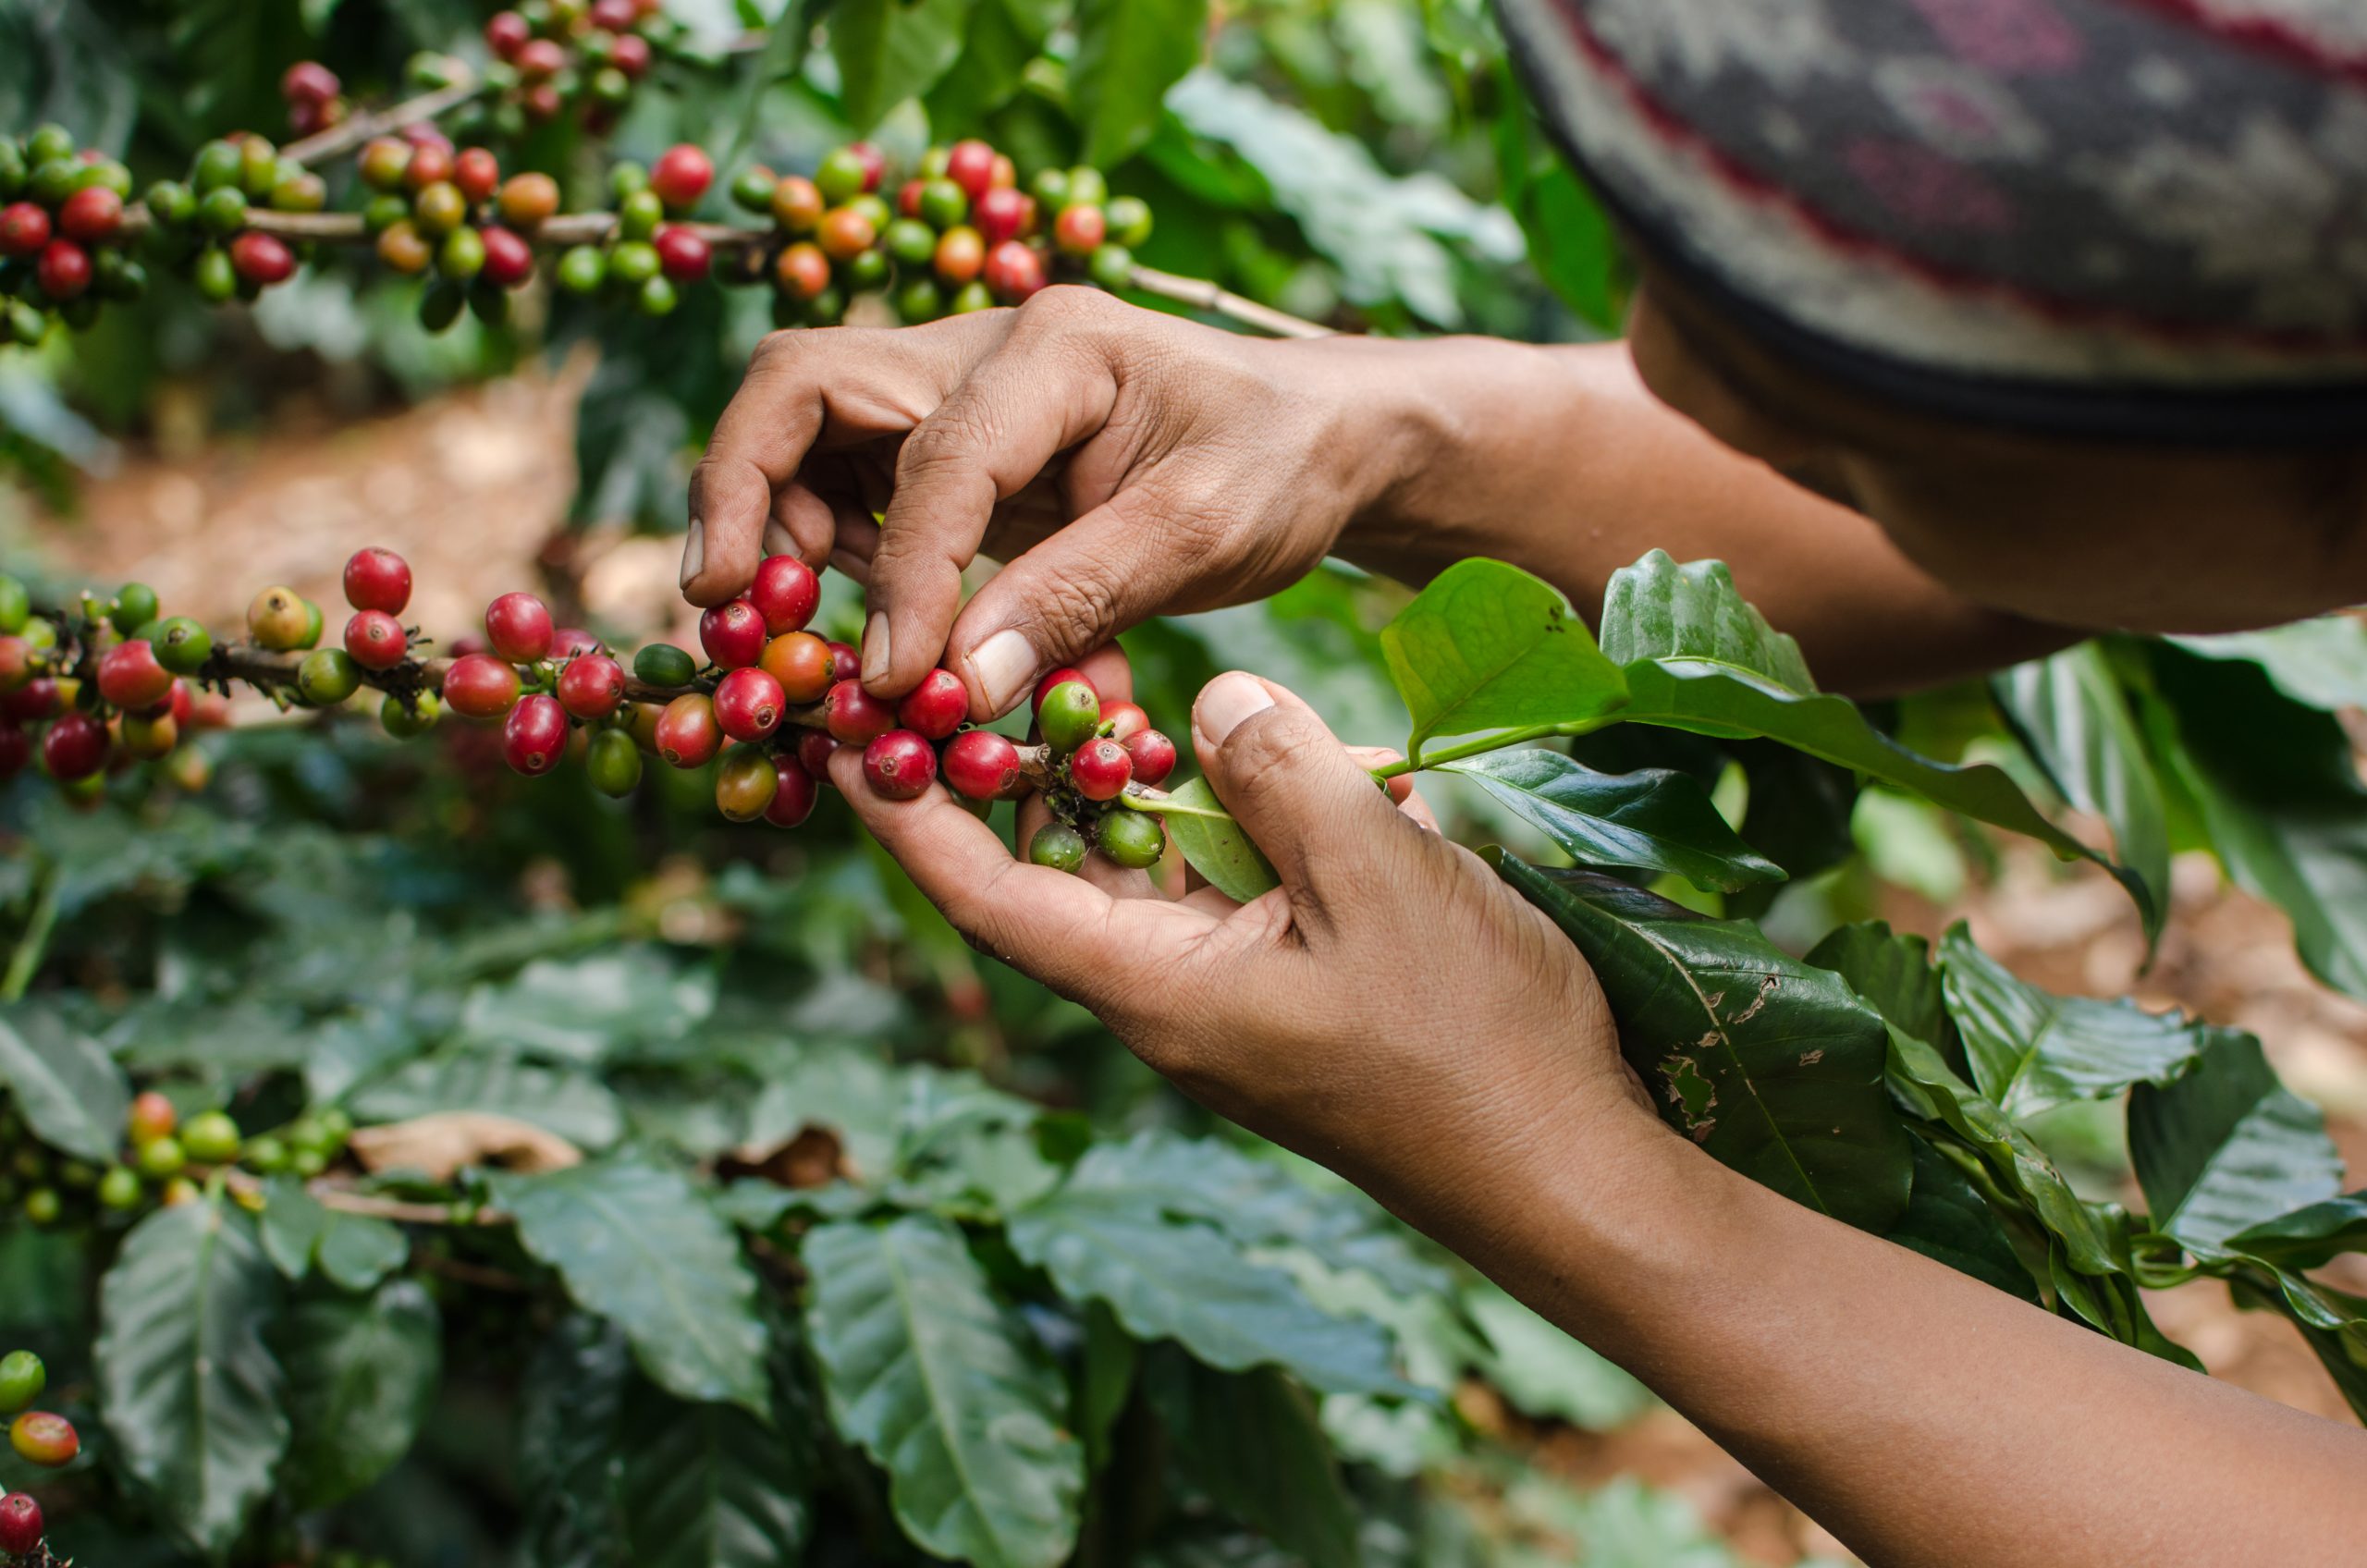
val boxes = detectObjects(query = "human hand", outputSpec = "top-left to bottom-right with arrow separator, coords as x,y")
828,661 -> 1664,1231
683,288 -> 1420,717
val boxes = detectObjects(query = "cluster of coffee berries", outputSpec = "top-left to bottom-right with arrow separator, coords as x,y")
2,1351 -> 75,1487
279,59 -> 352,140
549,143 -> 714,317
1017,667 -> 1174,872
479,0 -> 670,135
0,124 -> 146,345
0,573 -> 229,806
357,131 -> 543,328
3,1091 -> 355,1235
142,131 -> 328,305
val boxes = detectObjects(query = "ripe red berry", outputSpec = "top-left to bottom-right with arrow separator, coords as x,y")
97,639 -> 173,709
943,729 -> 1023,801
827,641 -> 860,681
749,555 -> 819,634
764,754 -> 818,827
478,226 -> 534,287
610,31 -> 652,78
651,144 -> 714,211
896,179 -> 926,219
1099,701 -> 1149,741
0,1491 -> 41,1556
442,652 -> 522,718
503,692 -> 569,776
343,610 -> 408,670
847,141 -> 886,193
4,679 -> 59,723
343,546 -> 412,613
281,59 -> 341,104
816,206 -> 874,261
1122,728 -> 1177,787
1071,737 -> 1132,801
228,231 -> 295,286
774,240 -> 830,300
454,147 -> 500,203
36,239 -> 91,301
0,202 -> 49,257
484,592 -> 555,663
484,10 -> 531,58
974,187 -> 1034,248
655,692 -> 721,767
515,37 -> 566,80
58,186 -> 123,243
0,725 -> 28,781
553,627 -> 603,658
654,224 -> 711,283
6,1411 -> 77,1468
1054,203 -> 1106,257
590,0 -> 636,29
699,599 -> 767,669
128,1089 -> 178,1144
1033,667 -> 1094,712
984,239 -> 1046,303
897,668 -> 968,740
43,711 -> 107,781
556,654 -> 625,720
863,729 -> 937,800
713,666 -> 786,741
945,140 -> 996,201
823,678 -> 893,745
795,728 -> 836,778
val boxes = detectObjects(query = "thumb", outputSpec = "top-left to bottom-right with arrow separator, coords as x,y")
1191,672 -> 1408,916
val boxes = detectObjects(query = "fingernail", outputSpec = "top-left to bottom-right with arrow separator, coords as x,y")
966,628 -> 1037,714
761,521 -> 795,557
1196,671 -> 1273,746
679,519 -> 705,589
861,612 -> 892,684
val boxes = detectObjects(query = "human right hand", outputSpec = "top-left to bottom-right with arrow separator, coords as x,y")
682,288 -> 1422,717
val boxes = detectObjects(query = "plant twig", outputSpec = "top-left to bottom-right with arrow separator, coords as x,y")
1,864 -> 61,1002
1126,264 -> 1333,338
281,74 -> 487,167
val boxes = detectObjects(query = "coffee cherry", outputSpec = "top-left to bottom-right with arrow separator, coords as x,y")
1122,728 -> 1178,787
1098,807 -> 1166,870
380,691 -> 440,738
0,1491 -> 41,1557
42,711 -> 107,780
934,226 -> 986,288
556,243 -> 607,294
297,648 -> 362,705
897,668 -> 968,740
633,643 -> 697,687
0,1352 -> 46,1415
9,1412 -> 79,1468
770,176 -> 824,234
36,239 -> 91,300
895,276 -> 943,324
113,582 -> 158,638
245,586 -> 304,650
58,185 -> 122,243
917,178 -> 968,231
749,555 -> 820,634
862,729 -> 937,801
1029,822 -> 1087,873
0,202 -> 50,257
795,728 -> 837,778
0,638 -> 30,692
764,754 -> 818,827
557,654 -> 626,720
479,225 -> 534,287
441,653 -> 521,719
97,1164 -> 143,1210
823,679 -> 893,745
497,171 -> 560,229
120,710 -> 178,760
1037,680 -> 1100,753
160,1176 -> 202,1207
128,1088 -> 177,1145
945,140 -> 996,202
377,219 -> 433,275
651,144 -> 714,211
714,748 -> 779,822
485,592 -> 555,662
654,224 -> 710,283
515,37 -> 566,80
943,729 -> 1023,801
229,231 -> 296,287
1032,667 -> 1094,712
1071,737 -> 1132,801
1106,194 -> 1153,248
359,137 -> 412,193
984,239 -> 1046,302
817,207 -> 875,263
1063,166 -> 1110,210
1099,701 -> 1149,741
611,31 -> 652,77
97,639 -> 173,709
814,147 -> 867,206
0,725 -> 29,782
338,546 -> 411,614
136,1134 -> 185,1179
4,679 -> 58,724
343,610 -> 408,670
182,1110 -> 241,1166
828,641 -> 861,681
774,240 -> 830,300
504,692 -> 569,776
699,599 -> 767,669
846,141 -> 886,193
655,693 -> 721,767
0,576 -> 26,635
974,187 -> 1033,247
585,728 -> 643,797
713,666 -> 786,741
454,147 -> 501,203
485,9 -> 531,57
1088,243 -> 1134,291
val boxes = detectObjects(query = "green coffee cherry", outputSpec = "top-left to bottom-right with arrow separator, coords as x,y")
146,179 -> 197,227
298,596 -> 325,649
633,643 -> 696,685
242,1136 -> 289,1175
586,729 -> 643,797
0,1352 -> 42,1416
135,1136 -> 186,1180
381,691 -> 441,738
153,617 -> 213,674
1038,680 -> 1100,753
556,245 -> 607,294
1098,808 -> 1166,869
20,1188 -> 60,1226
1028,823 -> 1088,874
297,648 -> 362,705
0,575 -> 28,636
439,227 -> 487,280
637,275 -> 677,316
97,1166 -> 142,1211
1088,243 -> 1134,291
182,1111 -> 241,1166
194,247 -> 239,302
618,189 -> 663,240
1106,195 -> 1153,248
197,186 -> 249,236
608,240 -> 659,285
111,582 -> 159,635
191,140 -> 243,192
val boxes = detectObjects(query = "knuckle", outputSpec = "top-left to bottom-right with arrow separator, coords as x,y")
1019,565 -> 1122,643
896,402 -> 994,487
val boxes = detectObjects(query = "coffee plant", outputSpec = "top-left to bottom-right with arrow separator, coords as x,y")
6,2 -> 2367,1566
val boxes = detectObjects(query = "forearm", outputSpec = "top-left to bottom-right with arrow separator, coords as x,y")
1433,1120 -> 2367,1568
1331,337 -> 2075,694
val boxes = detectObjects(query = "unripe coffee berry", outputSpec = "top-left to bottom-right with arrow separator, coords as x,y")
772,176 -> 824,233
897,669 -> 968,740
713,667 -> 786,741
498,171 -> 560,227
97,1165 -> 142,1209
655,693 -> 722,768
120,711 -> 177,760
1029,822 -> 1087,873
817,206 -> 875,262
943,729 -> 1023,801
42,711 -> 108,780
128,1089 -> 177,1145
764,754 -> 819,827
503,693 -> 569,776
9,1411 -> 79,1468
297,648 -> 362,705
1033,666 -> 1094,713
634,643 -> 697,688
1122,728 -> 1178,787
381,692 -> 440,738
1054,203 -> 1106,257
182,1110 -> 241,1166
823,679 -> 893,745
443,653 -> 522,718
344,610 -> 409,670
1070,737 -> 1132,801
760,631 -> 833,704
0,1352 -> 46,1415
136,1135 -> 186,1180
699,599 -> 767,669
750,555 -> 820,634
585,729 -> 643,797
774,240 -> 830,300
1037,680 -> 1100,753
714,748 -> 779,822
484,592 -> 555,662
0,1492 -> 38,1556
97,640 -> 173,709
862,729 -> 937,801
1098,807 -> 1167,870
557,654 -> 626,721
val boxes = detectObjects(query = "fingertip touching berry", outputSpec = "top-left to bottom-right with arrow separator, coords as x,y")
896,668 -> 968,740
698,599 -> 767,670
1033,666 -> 1093,713
503,692 -> 569,777
827,641 -> 860,682
823,679 -> 893,746
862,729 -> 937,801
1099,701 -> 1149,741
1070,737 -> 1132,802
795,728 -> 837,780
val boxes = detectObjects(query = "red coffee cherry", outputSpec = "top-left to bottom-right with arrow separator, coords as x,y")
0,637 -> 29,692
1099,701 -> 1149,741
774,241 -> 830,300
984,240 -> 1045,303
1032,666 -> 1094,713
654,224 -> 711,283
712,666 -> 786,741
552,627 -> 602,659
974,187 -> 1033,248
484,10 -> 531,58
761,631 -> 834,704
454,147 -> 500,203
441,652 -> 523,718
897,669 -> 968,740
0,202 -> 50,258
1071,737 -> 1133,801
4,679 -> 59,723
655,692 -> 722,767
816,206 -> 874,262
846,141 -> 886,192
343,610 -> 408,670
43,711 -> 109,780
515,37 -> 566,80
943,729 -> 1023,801
795,728 -> 837,779
651,144 -> 715,211
1054,203 -> 1106,257
503,693 -> 569,776
0,725 -> 29,782
764,754 -> 818,827
611,31 -> 652,78
343,546 -> 412,613
36,239 -> 92,301
480,225 -> 534,288
945,139 -> 996,202
129,1088 -> 178,1144
590,0 -> 636,30
827,641 -> 860,681
557,654 -> 626,721
0,1490 -> 42,1556
823,678 -> 893,745
7,1411 -> 78,1468
1122,728 -> 1177,787
97,640 -> 173,709
699,599 -> 767,669
862,729 -> 937,801
281,59 -> 341,104
749,555 -> 819,634
484,592 -> 555,663
228,231 -> 295,287
58,186 -> 123,244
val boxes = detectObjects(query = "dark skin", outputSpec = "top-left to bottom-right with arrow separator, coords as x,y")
684,276 -> 2367,1566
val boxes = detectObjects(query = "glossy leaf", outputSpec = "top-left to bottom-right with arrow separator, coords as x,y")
619,1377 -> 815,1568
0,1002 -> 129,1163
96,1200 -> 289,1558
1073,0 -> 1208,168
352,1052 -> 625,1149
314,1212 -> 409,1292
2129,1034 -> 2342,1258
1485,857 -> 1912,1232
1145,1349 -> 1357,1568
2226,1194 -> 2367,1271
1802,922 -> 1954,1065
926,0 -> 1064,130
1599,551 -> 1813,692
2231,1269 -> 2367,1422
2168,616 -> 2367,712
1379,557 -> 1627,759
519,1315 -> 632,1568
276,1279 -> 441,1512
1883,1136 -> 2041,1301
257,1177 -> 327,1280
1443,747 -> 1783,892
831,0 -> 976,131
1145,779 -> 1281,903
488,1157 -> 770,1415
804,1215 -> 1084,1568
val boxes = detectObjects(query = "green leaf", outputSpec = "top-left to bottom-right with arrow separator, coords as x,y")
1599,551 -> 1814,692
0,1002 -> 129,1163
1144,1349 -> 1357,1568
1442,748 -> 1783,893
351,1053 -> 624,1149
1379,557 -> 1628,760
1801,922 -> 1955,1062
2168,615 -> 2367,712
2128,1034 -> 2342,1258
2226,1194 -> 2367,1270
1883,1136 -> 2041,1301
831,0 -> 977,131
257,1177 -> 328,1280
457,948 -> 714,1064
276,1279 -> 441,1511
804,1215 -> 1084,1568
1939,925 -> 2219,1121
619,1377 -> 815,1568
1142,778 -> 1281,903
519,1315 -> 632,1568
314,1212 -> 409,1292
1490,857 -> 1912,1232
927,0 -> 1064,131
1462,1281 -> 1652,1430
1993,643 -> 2171,942
1079,1303 -> 1137,1475
96,1201 -> 289,1560
1008,1143 -> 1407,1395
2231,1269 -> 2367,1422
1073,0 -> 1208,167
488,1157 -> 770,1416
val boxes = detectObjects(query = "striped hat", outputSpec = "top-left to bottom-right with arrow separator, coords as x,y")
1495,0 -> 2367,441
